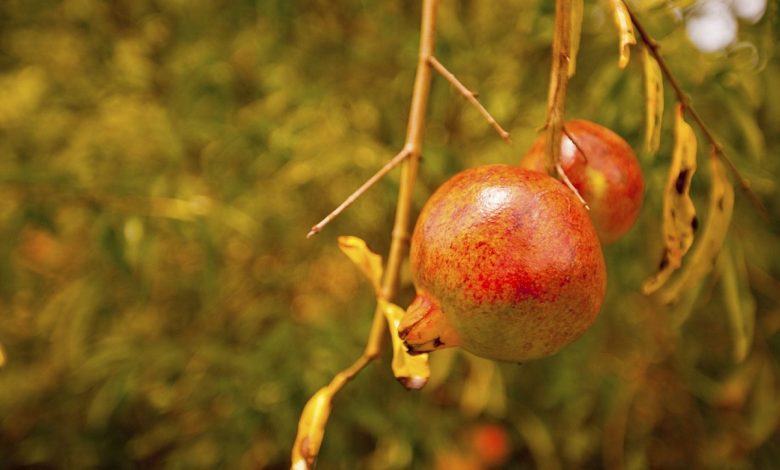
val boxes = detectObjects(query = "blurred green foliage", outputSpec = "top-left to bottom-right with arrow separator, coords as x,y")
0,0 -> 779,468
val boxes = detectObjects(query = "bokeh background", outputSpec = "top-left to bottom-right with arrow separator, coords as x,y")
0,0 -> 779,468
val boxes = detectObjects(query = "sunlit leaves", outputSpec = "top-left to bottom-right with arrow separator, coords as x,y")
609,0 -> 637,69
642,46 -> 664,155
644,104 -> 698,294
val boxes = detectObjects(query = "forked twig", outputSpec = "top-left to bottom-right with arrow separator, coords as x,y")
292,0 -> 440,467
428,56 -> 512,143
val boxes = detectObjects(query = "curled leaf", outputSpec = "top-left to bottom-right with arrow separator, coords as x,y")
609,0 -> 636,69
644,104 -> 698,294
658,152 -> 734,306
642,45 -> 664,155
338,236 -> 383,297
291,387 -> 333,470
380,299 -> 430,390
569,0 -> 584,77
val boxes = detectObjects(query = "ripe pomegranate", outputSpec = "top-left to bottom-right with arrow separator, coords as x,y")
520,119 -> 644,243
399,165 -> 606,362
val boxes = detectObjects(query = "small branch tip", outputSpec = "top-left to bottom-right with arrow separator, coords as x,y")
428,55 -> 511,144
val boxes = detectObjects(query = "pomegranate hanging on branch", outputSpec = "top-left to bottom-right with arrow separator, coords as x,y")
400,165 -> 606,362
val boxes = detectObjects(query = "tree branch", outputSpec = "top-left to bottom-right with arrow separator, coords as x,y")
291,1 -> 439,467
622,1 -> 767,217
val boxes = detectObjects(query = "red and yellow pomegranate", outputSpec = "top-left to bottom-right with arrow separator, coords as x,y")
399,165 -> 606,362
520,119 -> 644,243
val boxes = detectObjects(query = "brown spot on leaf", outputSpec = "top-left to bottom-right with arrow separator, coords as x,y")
658,250 -> 670,270
675,169 -> 689,194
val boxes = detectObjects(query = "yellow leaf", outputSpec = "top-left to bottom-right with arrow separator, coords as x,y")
609,0 -> 636,69
291,387 -> 333,470
380,299 -> 430,390
338,236 -> 383,297
658,152 -> 734,306
0,341 -> 5,368
644,104 -> 698,294
642,45 -> 664,155
569,0 -> 584,77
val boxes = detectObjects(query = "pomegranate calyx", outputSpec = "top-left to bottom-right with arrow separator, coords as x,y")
399,293 -> 460,354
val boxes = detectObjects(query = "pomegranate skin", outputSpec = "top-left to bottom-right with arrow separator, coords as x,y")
520,120 -> 644,243
400,165 -> 606,362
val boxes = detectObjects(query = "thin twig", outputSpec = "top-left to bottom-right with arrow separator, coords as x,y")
557,164 -> 589,210
622,0 -> 767,217
544,0 -> 573,175
428,56 -> 512,143
307,147 -> 412,238
562,125 -> 589,163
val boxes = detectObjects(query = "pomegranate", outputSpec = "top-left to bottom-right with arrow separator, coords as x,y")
520,119 -> 644,243
399,165 -> 606,362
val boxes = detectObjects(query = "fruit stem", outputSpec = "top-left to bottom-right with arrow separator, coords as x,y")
621,0 -> 767,219
544,0 -> 572,176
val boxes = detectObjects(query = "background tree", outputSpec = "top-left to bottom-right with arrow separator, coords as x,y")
0,0 -> 778,468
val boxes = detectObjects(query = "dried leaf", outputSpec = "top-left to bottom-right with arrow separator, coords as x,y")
568,0 -> 584,77
609,0 -> 636,69
659,152 -> 734,305
642,45 -> 664,155
380,299 -> 430,390
338,235 -> 383,297
644,104 -> 698,294
291,387 -> 333,470
0,341 -> 5,368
